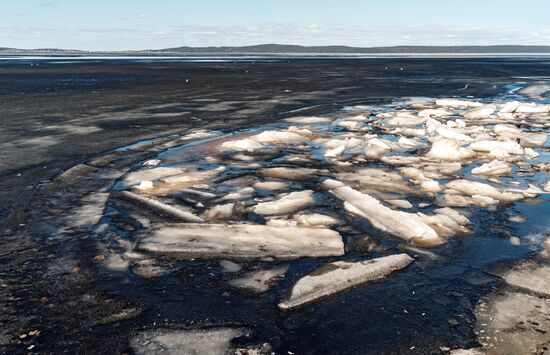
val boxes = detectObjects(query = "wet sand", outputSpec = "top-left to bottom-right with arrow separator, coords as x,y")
1,57 -> 549,353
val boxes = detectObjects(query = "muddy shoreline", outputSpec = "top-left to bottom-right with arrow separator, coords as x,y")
1,57 -> 549,354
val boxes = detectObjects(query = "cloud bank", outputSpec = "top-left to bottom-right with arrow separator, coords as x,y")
2,23 -> 549,51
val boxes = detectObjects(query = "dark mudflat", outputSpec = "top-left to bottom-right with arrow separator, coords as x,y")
1,57 -> 549,354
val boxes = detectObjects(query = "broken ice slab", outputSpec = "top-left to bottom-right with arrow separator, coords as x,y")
497,261 -> 550,297
426,138 -> 475,161
292,212 -> 340,227
121,166 -> 186,188
260,167 -> 319,181
130,327 -> 248,355
138,223 -> 344,260
220,138 -> 264,152
471,160 -> 512,176
469,140 -> 523,155
251,190 -> 315,216
202,202 -> 245,221
229,265 -> 288,293
462,104 -> 496,119
283,116 -> 333,124
474,291 -> 550,354
278,254 -> 414,310
253,181 -> 290,191
120,191 -> 204,223
334,168 -> 417,196
515,103 -> 550,113
160,166 -> 226,186
252,129 -> 311,144
323,179 -> 448,247
435,98 -> 483,108
386,114 -> 425,126
445,179 -> 528,202
435,126 -> 473,142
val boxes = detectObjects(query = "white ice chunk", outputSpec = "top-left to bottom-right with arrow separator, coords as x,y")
462,105 -> 496,119
139,223 -> 344,259
515,103 -> 550,113
284,116 -> 333,124
253,181 -> 289,191
260,167 -> 318,181
398,137 -> 424,147
266,219 -> 298,228
494,124 -> 521,135
499,101 -> 520,113
323,180 -> 445,246
335,120 -> 360,130
471,160 -> 512,176
437,192 -> 498,208
121,191 -> 204,223
161,166 -> 226,186
436,127 -> 473,142
364,138 -> 395,159
221,138 -> 264,152
293,212 -> 340,227
387,199 -> 413,209
420,208 -> 470,238
278,254 -> 414,310
426,139 -> 475,161
520,133 -> 547,148
325,137 -> 363,149
445,179 -> 524,202
470,140 -> 523,155
324,145 -> 346,158
229,265 -> 288,293
524,148 -> 540,159
130,328 -> 247,355
220,187 -> 254,202
251,190 -> 315,216
220,260 -> 242,273
387,114 -> 425,126
426,118 -> 443,135
390,127 -> 426,137
134,180 -> 154,191
419,108 -> 452,118
344,114 -> 368,121
122,167 -> 186,188
203,202 -> 244,221
436,98 -> 482,108
500,261 -> 550,297
142,159 -> 161,167
420,179 -> 442,193
253,130 -> 308,144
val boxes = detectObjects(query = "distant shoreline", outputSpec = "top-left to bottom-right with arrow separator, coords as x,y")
3,44 -> 550,57
3,53 -> 550,59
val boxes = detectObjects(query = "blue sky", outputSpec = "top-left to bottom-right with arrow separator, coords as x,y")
1,0 -> 550,50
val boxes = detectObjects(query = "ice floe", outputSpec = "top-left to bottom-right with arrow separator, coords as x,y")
251,190 -> 315,216
229,265 -> 288,293
131,328 -> 248,355
324,179 -> 450,246
471,160 -> 512,176
138,223 -> 344,259
279,254 -> 414,310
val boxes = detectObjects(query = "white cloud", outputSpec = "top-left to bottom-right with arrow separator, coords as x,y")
2,23 -> 550,51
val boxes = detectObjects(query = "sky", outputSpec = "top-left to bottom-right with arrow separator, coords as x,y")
1,0 -> 550,51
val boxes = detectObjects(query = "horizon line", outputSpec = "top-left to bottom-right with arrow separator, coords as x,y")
3,43 -> 550,53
